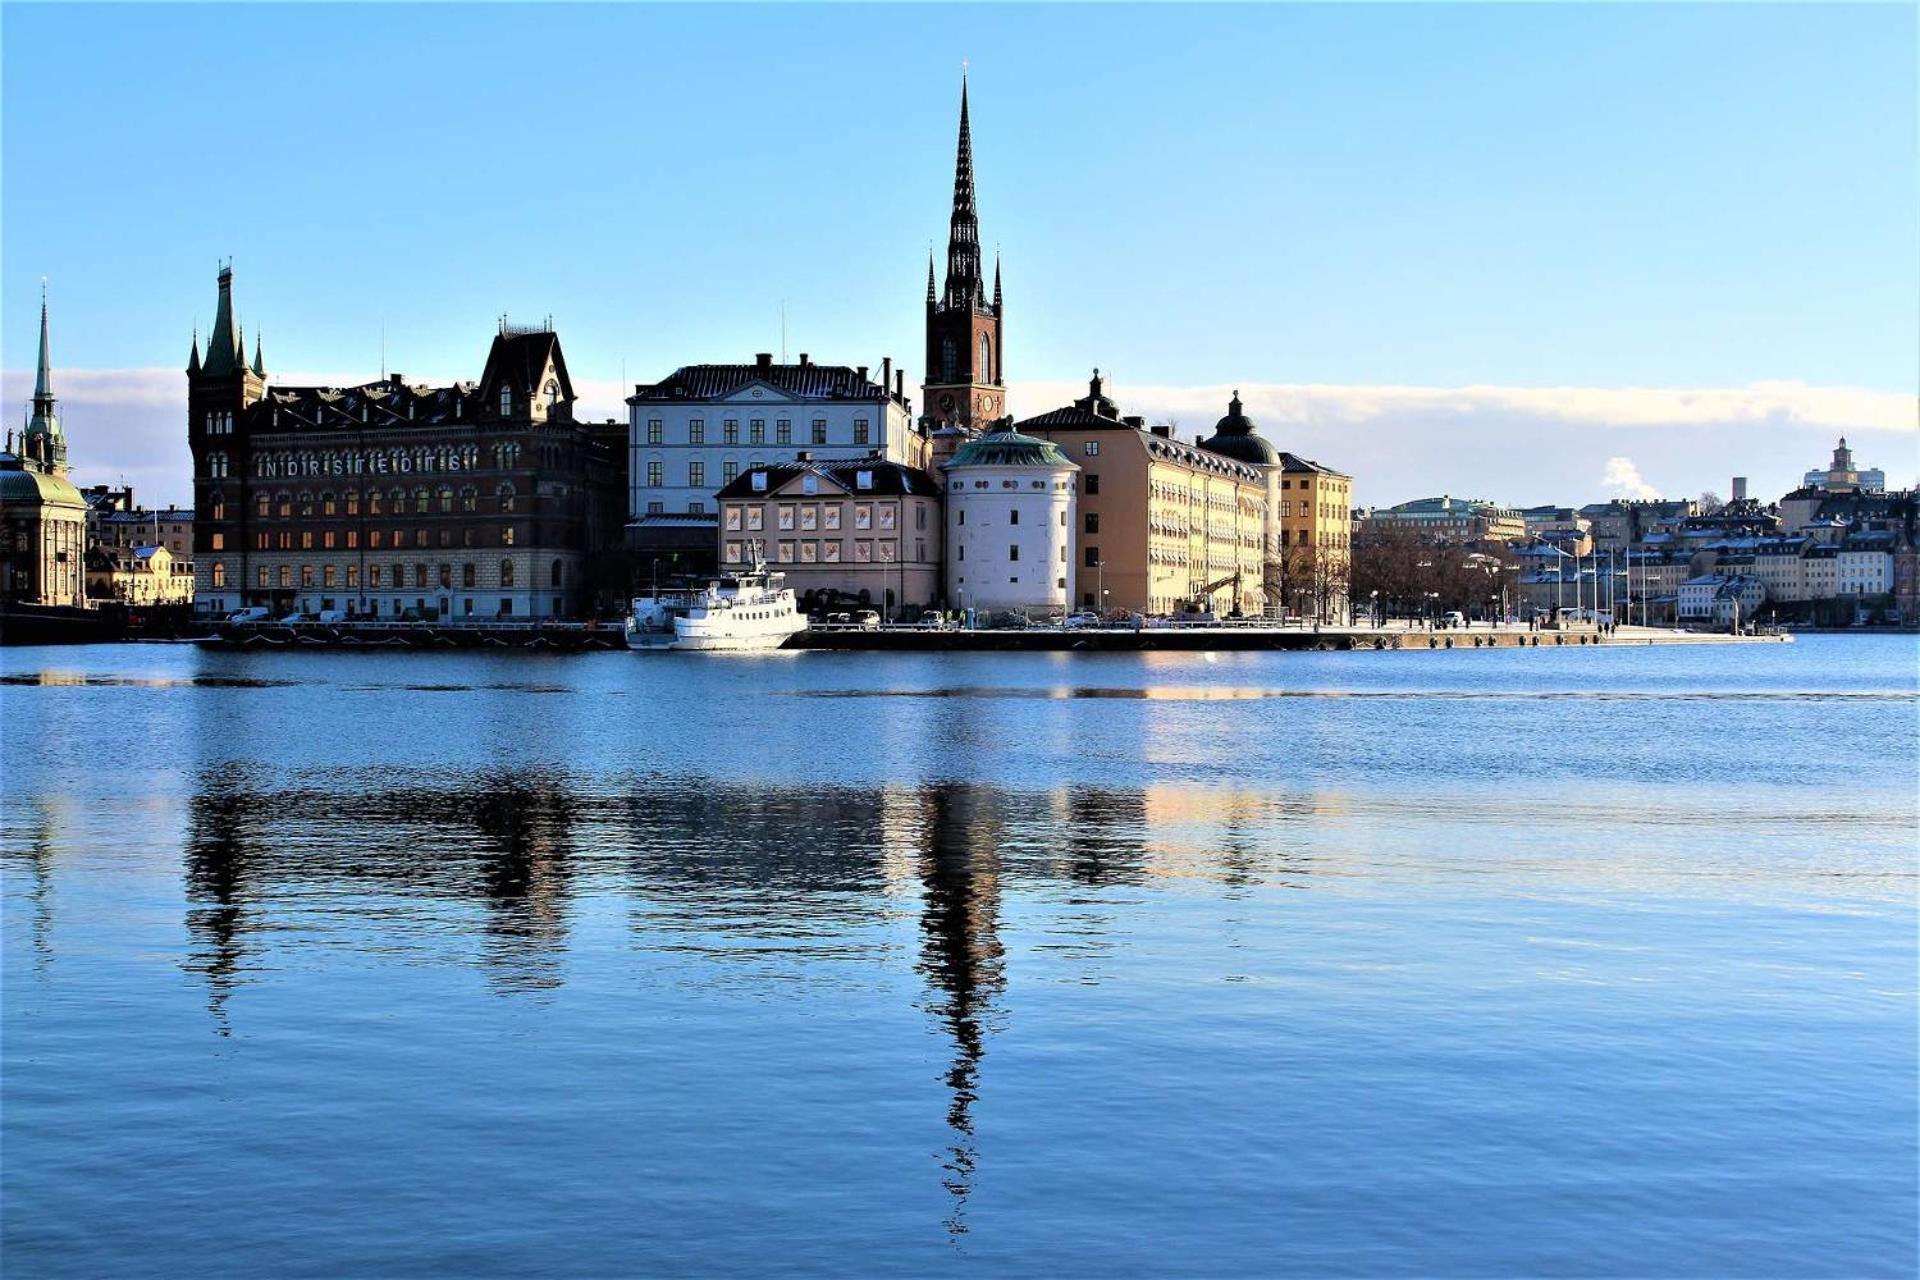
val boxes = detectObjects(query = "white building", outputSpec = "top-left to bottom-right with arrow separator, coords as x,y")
1678,573 -> 1764,625
626,354 -> 924,521
1802,437 -> 1886,494
943,427 -> 1078,616
1837,545 -> 1894,596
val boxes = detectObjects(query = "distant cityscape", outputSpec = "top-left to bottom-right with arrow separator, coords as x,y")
2,79 -> 1912,634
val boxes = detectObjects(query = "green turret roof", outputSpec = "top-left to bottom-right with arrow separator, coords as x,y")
947,427 -> 1074,470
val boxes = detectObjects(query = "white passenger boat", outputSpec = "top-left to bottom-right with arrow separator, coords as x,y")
624,554 -> 807,653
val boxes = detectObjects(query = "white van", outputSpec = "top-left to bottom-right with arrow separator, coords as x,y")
227,606 -> 272,624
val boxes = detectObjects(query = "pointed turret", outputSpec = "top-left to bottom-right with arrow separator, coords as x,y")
943,74 -> 983,310
927,253 -> 937,304
252,332 -> 266,378
187,328 -> 202,376
203,264 -> 242,376
993,254 -> 1002,311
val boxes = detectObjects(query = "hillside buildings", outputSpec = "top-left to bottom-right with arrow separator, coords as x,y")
1802,436 -> 1885,494
188,267 -> 625,621
1356,496 -> 1525,545
1,293 -> 88,609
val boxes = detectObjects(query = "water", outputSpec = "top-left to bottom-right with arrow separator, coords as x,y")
3,636 -> 1915,1277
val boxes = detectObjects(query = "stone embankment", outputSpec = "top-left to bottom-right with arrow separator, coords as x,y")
788,624 -> 1791,653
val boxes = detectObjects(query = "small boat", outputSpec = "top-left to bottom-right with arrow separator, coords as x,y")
625,551 -> 807,653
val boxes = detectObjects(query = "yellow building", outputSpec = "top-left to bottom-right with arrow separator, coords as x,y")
86,543 -> 196,607
1014,374 -> 1266,617
1276,452 -> 1353,622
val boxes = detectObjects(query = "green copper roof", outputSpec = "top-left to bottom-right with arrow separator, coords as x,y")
203,266 -> 242,376
25,290 -> 60,444
947,428 -> 1074,469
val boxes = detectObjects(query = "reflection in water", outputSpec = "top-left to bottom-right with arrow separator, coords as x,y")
471,781 -> 577,993
916,786 -> 1006,1239
185,778 -> 261,1035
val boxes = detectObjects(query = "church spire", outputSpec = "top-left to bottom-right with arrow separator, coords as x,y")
252,331 -> 266,378
943,72 -> 983,310
187,327 -> 201,376
23,284 -> 66,473
203,262 -> 242,377
927,252 -> 937,304
32,284 -> 54,407
993,252 -> 1002,310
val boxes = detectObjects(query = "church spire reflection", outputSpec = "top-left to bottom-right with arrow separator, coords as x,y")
915,783 -> 1006,1238
184,772 -> 260,1035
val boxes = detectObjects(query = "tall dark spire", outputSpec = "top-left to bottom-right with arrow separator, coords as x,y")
943,74 -> 983,310
927,252 -> 937,304
24,284 -> 66,473
187,328 -> 201,376
31,285 -> 54,408
203,263 -> 242,377
993,253 -> 1002,310
251,332 -> 266,378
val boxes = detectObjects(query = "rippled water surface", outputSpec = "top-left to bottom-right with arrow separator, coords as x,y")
4,636 -> 1915,1277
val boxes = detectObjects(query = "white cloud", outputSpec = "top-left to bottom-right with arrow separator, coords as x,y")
1601,456 -> 1662,501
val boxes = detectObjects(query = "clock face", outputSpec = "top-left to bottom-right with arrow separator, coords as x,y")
939,393 -> 956,413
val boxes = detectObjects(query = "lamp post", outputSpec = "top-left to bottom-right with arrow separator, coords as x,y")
1369,588 -> 1379,628
1096,559 -> 1107,619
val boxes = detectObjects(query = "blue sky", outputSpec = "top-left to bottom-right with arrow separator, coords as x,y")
4,3 -> 1915,507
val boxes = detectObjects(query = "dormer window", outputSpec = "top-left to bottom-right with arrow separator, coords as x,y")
499,387 -> 513,416
856,471 -> 873,490
802,474 -> 819,495
544,379 -> 559,409
751,472 -> 768,492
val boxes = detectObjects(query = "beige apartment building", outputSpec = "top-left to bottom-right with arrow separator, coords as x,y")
1012,374 -> 1266,616
1277,453 -> 1353,622
85,543 -> 195,606
714,455 -> 943,615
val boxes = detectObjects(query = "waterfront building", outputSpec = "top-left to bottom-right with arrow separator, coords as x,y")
714,454 -> 943,615
921,76 -> 1006,433
0,292 -> 88,609
187,266 -> 625,620
626,354 -> 922,526
1677,573 -> 1765,625
1276,451 -> 1354,622
1748,536 -> 1814,604
1195,392 -> 1285,606
942,426 -> 1078,617
85,543 -> 194,607
84,486 -> 194,561
1012,373 -> 1266,617
1355,495 -> 1524,545
1836,535 -> 1896,598
1801,436 -> 1886,494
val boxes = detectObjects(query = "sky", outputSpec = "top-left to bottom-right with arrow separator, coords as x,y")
3,2 -> 1915,509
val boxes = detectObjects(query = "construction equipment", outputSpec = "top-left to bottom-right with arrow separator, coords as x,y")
1173,569 -> 1241,622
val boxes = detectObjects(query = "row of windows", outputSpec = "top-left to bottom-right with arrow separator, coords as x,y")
245,525 -> 521,551
724,504 -> 922,533
644,418 -> 868,447
953,543 -> 1068,565
241,485 -> 522,518
723,539 -> 914,565
952,509 -> 1069,528
228,559 -> 566,591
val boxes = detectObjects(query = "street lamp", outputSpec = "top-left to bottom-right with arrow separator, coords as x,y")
1096,559 -> 1107,619
1369,588 -> 1379,628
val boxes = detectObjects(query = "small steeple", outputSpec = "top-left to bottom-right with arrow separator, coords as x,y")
252,331 -> 266,378
927,252 -> 937,304
32,283 -> 54,406
203,263 -> 242,377
187,327 -> 202,376
993,253 -> 1002,310
23,284 -> 67,474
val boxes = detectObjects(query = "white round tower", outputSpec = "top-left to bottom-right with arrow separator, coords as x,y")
943,427 -> 1078,617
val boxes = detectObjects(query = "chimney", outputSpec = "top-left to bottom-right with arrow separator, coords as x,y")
798,353 -> 810,368
1732,476 -> 1748,502
895,370 -> 904,399
857,365 -> 869,384
881,356 -> 893,393
756,352 -> 772,370
1147,423 -> 1170,438
796,450 -> 812,463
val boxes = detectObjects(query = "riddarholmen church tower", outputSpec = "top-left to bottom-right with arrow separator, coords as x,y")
922,75 -> 1005,432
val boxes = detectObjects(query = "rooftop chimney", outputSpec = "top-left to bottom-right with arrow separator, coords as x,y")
1147,422 -> 1170,438
756,352 -> 772,369
1732,476 -> 1748,502
894,369 -> 904,399
796,450 -> 812,463
857,365 -> 869,383
798,353 -> 810,367
881,356 -> 893,394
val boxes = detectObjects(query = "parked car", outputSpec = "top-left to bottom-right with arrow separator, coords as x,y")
274,610 -> 308,624
853,610 -> 881,630
1442,611 -> 1468,629
1064,612 -> 1102,629
315,609 -> 349,624
916,613 -> 951,630
226,606 -> 272,624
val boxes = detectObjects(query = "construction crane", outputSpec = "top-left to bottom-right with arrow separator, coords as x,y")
1173,569 -> 1242,622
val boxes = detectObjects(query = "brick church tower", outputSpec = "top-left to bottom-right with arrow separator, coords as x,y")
922,75 -> 1004,432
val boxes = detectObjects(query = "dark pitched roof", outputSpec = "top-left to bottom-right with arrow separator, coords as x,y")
479,328 -> 573,404
1276,451 -> 1347,478
630,362 -> 890,404
714,457 -> 941,500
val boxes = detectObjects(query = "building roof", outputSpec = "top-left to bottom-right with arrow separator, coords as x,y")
0,453 -> 85,508
947,428 -> 1075,470
630,359 -> 891,404
1196,391 -> 1279,466
714,456 -> 942,500
478,327 -> 573,406
1014,371 -> 1265,482
1274,451 -> 1347,478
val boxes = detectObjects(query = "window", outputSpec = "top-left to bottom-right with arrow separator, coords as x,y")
502,527 -> 516,546
436,486 -> 453,512
980,333 -> 992,381
1085,513 -> 1100,533
211,562 -> 227,588
688,501 -> 704,514
460,487 -> 477,513
801,506 -> 818,531
301,566 -> 315,588
211,532 -> 226,551
722,420 -> 739,446
551,560 -> 564,588
725,508 -> 742,531
689,461 -> 706,488
802,474 -> 819,496
370,530 -> 384,549
941,337 -> 957,381
646,461 -> 663,488
822,542 -> 841,563
257,566 -> 270,589
823,506 -> 841,530
646,501 -> 663,515
771,420 -> 786,445
1010,510 -> 1020,526
323,531 -> 337,550
498,483 -> 517,512
207,452 -> 229,478
345,491 -> 360,516
544,379 -> 560,409
255,532 -> 270,550
256,493 -> 271,518
725,541 -> 744,563
1086,547 -> 1101,567
501,560 -> 515,587
750,472 -> 768,492
278,566 -> 291,588
855,505 -> 872,530
301,532 -> 314,550
277,492 -> 293,517
689,420 -> 706,445
321,491 -> 337,516
878,506 -> 896,531
723,460 -> 738,485
811,420 -> 827,445
323,566 -> 338,588
647,419 -> 663,445
853,419 -> 870,446
753,419 -> 769,445
1009,545 -> 1020,561
747,508 -> 763,531
1085,441 -> 1100,456
856,470 -> 873,490
499,386 -> 513,416
463,563 -> 476,588
778,506 -> 796,531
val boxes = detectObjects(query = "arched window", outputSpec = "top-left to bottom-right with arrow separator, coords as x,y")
497,483 -> 517,513
459,486 -> 477,513
321,491 -> 337,515
256,492 -> 271,518
344,490 -> 360,516
980,333 -> 991,381
550,559 -> 563,588
211,562 -> 226,588
298,491 -> 315,516
941,336 -> 957,381
499,386 -> 513,416
501,559 -> 515,587
210,491 -> 226,521
388,487 -> 405,512
413,487 -> 430,514
544,379 -> 559,409
207,452 -> 229,479
437,485 -> 453,513
276,491 -> 292,517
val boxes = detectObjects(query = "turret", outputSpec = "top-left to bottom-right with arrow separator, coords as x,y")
22,285 -> 67,475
